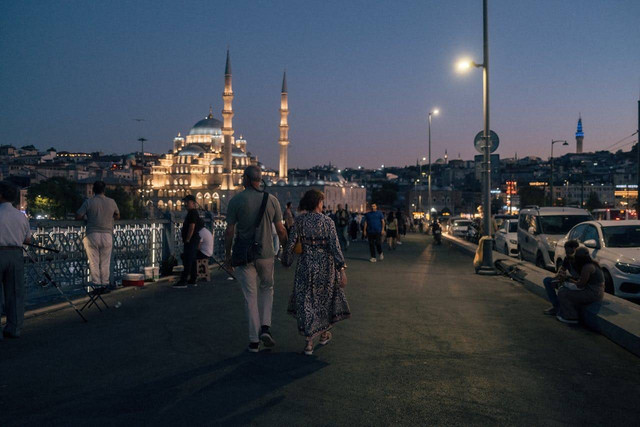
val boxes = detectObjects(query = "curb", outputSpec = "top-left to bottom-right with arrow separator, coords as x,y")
443,233 -> 640,357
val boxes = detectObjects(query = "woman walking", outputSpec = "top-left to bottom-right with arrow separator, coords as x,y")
385,212 -> 398,250
556,247 -> 605,324
282,190 -> 350,355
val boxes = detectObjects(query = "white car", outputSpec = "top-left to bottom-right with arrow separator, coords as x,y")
450,219 -> 472,237
494,219 -> 518,257
554,220 -> 640,298
518,207 -> 592,270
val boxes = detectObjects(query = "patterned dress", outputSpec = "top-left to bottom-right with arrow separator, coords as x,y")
283,212 -> 351,339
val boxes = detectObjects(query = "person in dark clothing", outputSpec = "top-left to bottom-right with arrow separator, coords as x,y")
174,194 -> 204,288
349,213 -> 359,241
542,239 -> 579,315
363,203 -> 385,262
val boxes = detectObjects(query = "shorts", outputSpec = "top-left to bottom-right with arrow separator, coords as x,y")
386,230 -> 397,238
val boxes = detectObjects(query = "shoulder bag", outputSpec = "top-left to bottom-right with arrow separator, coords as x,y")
231,192 -> 269,267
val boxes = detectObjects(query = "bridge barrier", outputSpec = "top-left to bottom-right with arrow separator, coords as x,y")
443,233 -> 640,357
24,213 -> 227,309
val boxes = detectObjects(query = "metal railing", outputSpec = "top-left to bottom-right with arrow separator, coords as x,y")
24,213 -> 226,309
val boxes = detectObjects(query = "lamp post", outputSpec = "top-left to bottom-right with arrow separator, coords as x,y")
456,0 -> 493,273
428,110 -> 439,222
550,139 -> 568,206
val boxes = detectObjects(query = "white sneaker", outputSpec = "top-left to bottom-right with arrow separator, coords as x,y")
369,257 -> 377,263
378,253 -> 384,261
397,241 -> 403,245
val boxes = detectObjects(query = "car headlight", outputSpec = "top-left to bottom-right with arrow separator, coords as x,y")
615,262 -> 640,274
509,239 -> 517,244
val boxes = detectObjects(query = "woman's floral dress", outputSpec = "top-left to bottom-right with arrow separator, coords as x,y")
283,212 -> 351,339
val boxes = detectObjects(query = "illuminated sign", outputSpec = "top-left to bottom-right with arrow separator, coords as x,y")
528,182 -> 547,187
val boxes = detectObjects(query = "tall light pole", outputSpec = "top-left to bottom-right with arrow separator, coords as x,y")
550,139 -> 568,206
456,0 -> 494,273
428,110 -> 439,222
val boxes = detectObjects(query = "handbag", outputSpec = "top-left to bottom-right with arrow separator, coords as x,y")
231,192 -> 269,267
294,239 -> 303,254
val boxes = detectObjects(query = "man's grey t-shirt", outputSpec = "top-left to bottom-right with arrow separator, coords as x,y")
77,194 -> 119,234
226,189 -> 283,259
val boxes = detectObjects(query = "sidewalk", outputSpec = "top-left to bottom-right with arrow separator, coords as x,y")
1,234 -> 639,426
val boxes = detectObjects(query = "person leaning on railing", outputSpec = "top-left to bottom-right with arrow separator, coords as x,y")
0,181 -> 32,339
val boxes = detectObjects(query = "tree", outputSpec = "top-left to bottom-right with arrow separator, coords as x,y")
518,185 -> 545,208
105,186 -> 144,219
27,177 -> 83,219
585,191 -> 604,211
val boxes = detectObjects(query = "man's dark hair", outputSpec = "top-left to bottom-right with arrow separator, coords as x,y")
299,189 -> 324,212
243,166 -> 262,184
286,202 -> 292,208
564,239 -> 579,250
93,181 -> 106,195
0,181 -> 18,203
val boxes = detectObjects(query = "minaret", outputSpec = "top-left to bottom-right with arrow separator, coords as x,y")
221,49 -> 235,190
575,114 -> 584,154
278,71 -> 290,181
444,149 -> 448,164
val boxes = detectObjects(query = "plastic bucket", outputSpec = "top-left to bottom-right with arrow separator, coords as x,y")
144,267 -> 154,280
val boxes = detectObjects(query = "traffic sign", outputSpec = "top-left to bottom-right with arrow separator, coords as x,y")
474,130 -> 499,154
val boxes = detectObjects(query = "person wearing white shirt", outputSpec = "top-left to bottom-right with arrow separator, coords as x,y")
198,227 -> 213,258
0,182 -> 32,339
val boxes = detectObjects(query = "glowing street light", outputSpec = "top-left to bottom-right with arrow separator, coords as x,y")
428,109 -> 440,221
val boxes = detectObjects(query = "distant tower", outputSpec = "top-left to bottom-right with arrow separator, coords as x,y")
444,149 -> 448,164
278,71 -> 290,181
575,114 -> 584,154
221,49 -> 235,190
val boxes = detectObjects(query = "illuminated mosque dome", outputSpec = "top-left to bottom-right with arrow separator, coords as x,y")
178,144 -> 207,156
188,113 -> 223,137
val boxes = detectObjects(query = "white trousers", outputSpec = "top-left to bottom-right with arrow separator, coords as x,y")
236,258 -> 275,342
84,232 -> 113,285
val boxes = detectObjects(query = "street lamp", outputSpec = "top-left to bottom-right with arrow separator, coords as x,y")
428,109 -> 439,222
456,0 -> 493,274
550,139 -> 568,206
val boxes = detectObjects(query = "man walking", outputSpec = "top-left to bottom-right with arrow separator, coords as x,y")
76,181 -> 119,290
363,203 -> 385,263
173,195 -> 204,288
225,166 -> 287,353
335,204 -> 349,251
0,181 -> 31,339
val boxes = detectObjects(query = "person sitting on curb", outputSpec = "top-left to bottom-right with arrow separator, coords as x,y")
556,247 -> 605,325
542,239 -> 579,316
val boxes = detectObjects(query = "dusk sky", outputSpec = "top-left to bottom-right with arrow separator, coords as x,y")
1,0 -> 639,169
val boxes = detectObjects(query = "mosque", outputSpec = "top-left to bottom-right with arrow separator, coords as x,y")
148,51 -> 288,212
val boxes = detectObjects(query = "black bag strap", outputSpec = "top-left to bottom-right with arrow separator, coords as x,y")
253,192 -> 270,233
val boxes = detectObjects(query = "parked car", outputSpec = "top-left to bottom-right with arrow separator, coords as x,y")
554,220 -> 640,298
450,219 -> 472,237
494,214 -> 517,229
494,219 -> 518,257
517,207 -> 592,270
591,208 -> 636,221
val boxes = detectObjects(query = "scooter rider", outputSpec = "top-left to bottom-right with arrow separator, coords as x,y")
431,219 -> 442,244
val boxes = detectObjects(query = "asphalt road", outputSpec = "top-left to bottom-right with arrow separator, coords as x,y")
1,234 -> 639,426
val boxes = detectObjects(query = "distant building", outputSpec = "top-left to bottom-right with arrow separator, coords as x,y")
575,115 -> 584,154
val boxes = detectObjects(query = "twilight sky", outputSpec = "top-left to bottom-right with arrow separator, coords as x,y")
1,0 -> 639,169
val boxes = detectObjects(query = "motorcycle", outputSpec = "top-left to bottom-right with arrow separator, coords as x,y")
434,228 -> 442,245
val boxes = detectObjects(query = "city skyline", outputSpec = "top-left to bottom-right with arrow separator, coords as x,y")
1,0 -> 639,170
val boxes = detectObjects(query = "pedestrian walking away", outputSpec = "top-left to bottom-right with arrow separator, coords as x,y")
542,240 -> 579,316
363,203 -> 385,262
282,189 -> 350,355
76,181 -> 120,291
386,212 -> 398,250
224,166 -> 287,353
173,194 -> 204,288
0,181 -> 32,339
284,202 -> 295,235
335,204 -> 350,251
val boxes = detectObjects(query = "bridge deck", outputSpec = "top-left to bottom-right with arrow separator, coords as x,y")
1,234 -> 639,425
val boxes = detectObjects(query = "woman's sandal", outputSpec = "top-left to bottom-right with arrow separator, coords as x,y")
304,340 -> 314,356
319,331 -> 332,346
